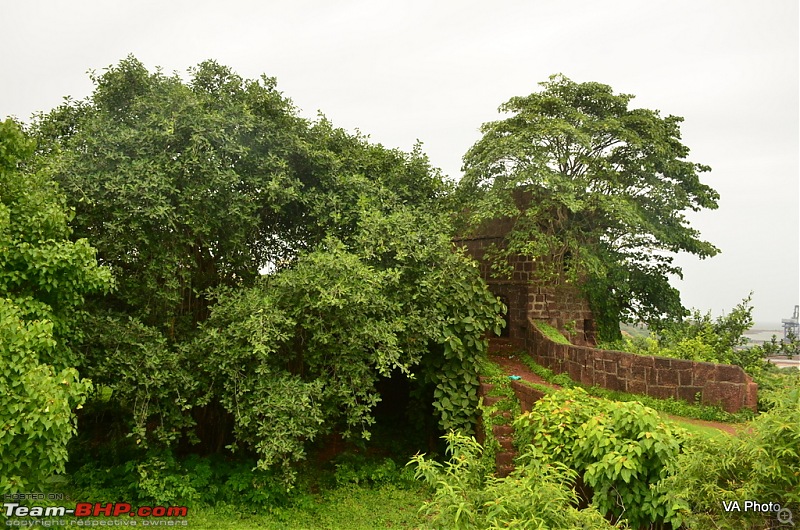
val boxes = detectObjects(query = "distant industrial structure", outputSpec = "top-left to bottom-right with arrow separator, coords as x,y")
783,305 -> 799,340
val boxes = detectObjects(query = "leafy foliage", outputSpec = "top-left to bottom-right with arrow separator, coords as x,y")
457,74 -> 720,340
659,386 -> 800,529
0,300 -> 93,493
409,431 -> 618,529
513,388 -> 688,528
0,119 -> 110,492
32,57 -> 503,477
194,224 -> 503,478
71,451 -> 294,510
35,56 -> 310,339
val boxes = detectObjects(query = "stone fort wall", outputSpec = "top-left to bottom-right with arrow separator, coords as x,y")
456,230 -> 596,347
458,217 -> 757,413
524,322 -> 758,413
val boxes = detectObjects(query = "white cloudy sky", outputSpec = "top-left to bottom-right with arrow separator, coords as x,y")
2,0 -> 798,326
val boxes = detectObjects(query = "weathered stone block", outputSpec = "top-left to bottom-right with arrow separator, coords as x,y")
634,355 -> 655,369
605,374 -> 623,391
482,395 -> 504,407
495,451 -> 515,468
677,369 -> 693,386
576,348 -> 588,365
692,361 -> 717,383
717,364 -> 746,383
568,361 -> 581,381
510,381 -> 546,412
702,382 -> 742,413
657,369 -> 678,386
493,424 -> 513,438
654,357 -> 673,370
744,382 -> 758,411
676,385 -> 704,403
603,359 -> 618,374
649,385 -> 676,400
627,380 -> 647,394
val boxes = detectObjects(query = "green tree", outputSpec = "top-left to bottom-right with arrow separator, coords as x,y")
0,119 -> 111,492
33,57 -> 503,473
35,56 -> 309,338
458,74 -> 720,341
195,220 -> 502,479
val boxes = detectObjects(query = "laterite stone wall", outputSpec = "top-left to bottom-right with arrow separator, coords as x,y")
525,321 -> 758,413
456,222 -> 596,347
458,214 -> 757,414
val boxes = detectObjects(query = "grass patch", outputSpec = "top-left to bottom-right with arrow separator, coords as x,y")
532,320 -> 571,345
478,355 -> 505,378
53,452 -> 430,530
516,378 -> 557,396
660,414 -> 734,441
181,484 -> 428,529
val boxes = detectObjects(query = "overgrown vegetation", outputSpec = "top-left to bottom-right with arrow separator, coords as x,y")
513,388 -> 688,528
533,320 -> 571,344
22,57 -> 503,486
0,119 -> 111,493
659,385 -> 800,530
3,58 -> 797,530
410,431 -> 618,529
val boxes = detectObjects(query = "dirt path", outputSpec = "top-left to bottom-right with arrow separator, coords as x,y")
489,353 -> 741,436
489,354 -> 559,389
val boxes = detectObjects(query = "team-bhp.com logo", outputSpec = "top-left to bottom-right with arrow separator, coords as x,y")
4,501 -> 188,526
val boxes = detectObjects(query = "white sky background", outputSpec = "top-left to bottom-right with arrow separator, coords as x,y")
2,0 -> 798,326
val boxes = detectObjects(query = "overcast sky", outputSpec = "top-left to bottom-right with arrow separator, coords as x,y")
2,0 -> 798,326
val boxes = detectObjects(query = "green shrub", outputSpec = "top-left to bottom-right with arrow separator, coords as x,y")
513,388 -> 687,528
70,452 -> 291,511
333,454 -> 416,487
408,431 -> 618,529
659,386 -> 800,529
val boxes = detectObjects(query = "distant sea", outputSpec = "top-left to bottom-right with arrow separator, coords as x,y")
744,328 -> 786,344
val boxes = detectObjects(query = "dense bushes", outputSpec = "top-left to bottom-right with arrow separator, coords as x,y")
29,57 -> 503,481
191,232 -> 502,480
513,388 -> 687,528
420,369 -> 797,530
659,386 -> 800,529
410,431 -> 617,529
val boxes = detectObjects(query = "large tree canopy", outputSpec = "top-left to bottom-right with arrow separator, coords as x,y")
33,57 -> 502,476
457,74 -> 720,340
